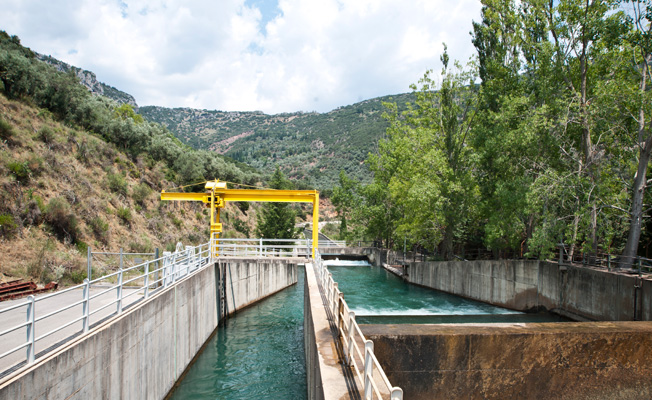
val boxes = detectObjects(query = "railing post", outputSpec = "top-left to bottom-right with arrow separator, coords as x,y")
607,254 -> 611,271
364,340 -> 374,400
391,387 -> 404,400
117,267 -> 123,314
332,282 -> 339,321
185,246 -> 193,275
331,281 -> 339,318
155,248 -> 160,287
144,261 -> 150,299
87,246 -> 92,281
346,311 -> 356,364
259,238 -> 263,257
638,256 -> 642,276
163,252 -> 172,287
82,279 -> 90,333
26,295 -> 35,364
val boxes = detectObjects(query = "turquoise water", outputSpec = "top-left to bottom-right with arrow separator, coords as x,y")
325,260 -> 564,324
168,267 -> 306,400
169,259 -> 562,399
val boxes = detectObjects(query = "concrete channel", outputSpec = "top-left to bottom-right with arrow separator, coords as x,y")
3,246 -> 652,399
0,258 -> 300,400
323,247 -> 652,399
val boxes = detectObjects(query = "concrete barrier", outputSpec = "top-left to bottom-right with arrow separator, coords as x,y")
407,260 -> 650,321
304,262 -> 357,400
0,259 -> 297,400
364,322 -> 652,400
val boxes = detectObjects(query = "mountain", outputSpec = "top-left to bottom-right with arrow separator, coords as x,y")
36,54 -> 138,109
140,93 -> 415,189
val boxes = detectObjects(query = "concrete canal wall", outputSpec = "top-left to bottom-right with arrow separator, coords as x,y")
0,259 -> 297,400
363,322 -> 652,400
304,262 -> 355,400
406,260 -> 651,321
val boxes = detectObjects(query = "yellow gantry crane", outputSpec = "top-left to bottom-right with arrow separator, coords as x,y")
160,180 -> 320,258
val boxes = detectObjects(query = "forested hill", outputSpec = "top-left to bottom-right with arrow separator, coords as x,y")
140,92 -> 415,189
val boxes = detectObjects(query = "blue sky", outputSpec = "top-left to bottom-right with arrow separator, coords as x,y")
1,0 -> 482,114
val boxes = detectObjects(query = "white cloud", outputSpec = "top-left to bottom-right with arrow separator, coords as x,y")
0,0 -> 482,114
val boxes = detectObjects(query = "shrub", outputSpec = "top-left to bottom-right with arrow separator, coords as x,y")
0,118 -> 14,140
68,269 -> 86,284
233,219 -> 250,236
7,160 -> 30,183
131,183 -> 151,206
45,197 -> 79,242
107,172 -> 127,196
117,207 -> 132,225
0,213 -> 18,238
37,126 -> 55,144
75,240 -> 88,254
89,216 -> 109,242
25,155 -> 43,178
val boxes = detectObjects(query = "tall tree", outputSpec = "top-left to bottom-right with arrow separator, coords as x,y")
617,0 -> 652,263
373,47 -> 479,258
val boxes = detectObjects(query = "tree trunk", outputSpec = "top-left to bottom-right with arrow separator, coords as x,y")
622,56 -> 651,266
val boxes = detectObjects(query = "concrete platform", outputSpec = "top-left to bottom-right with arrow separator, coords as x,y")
363,322 -> 652,400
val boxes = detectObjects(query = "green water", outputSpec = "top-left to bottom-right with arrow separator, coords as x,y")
169,260 -> 563,399
168,267 -> 307,400
326,260 -> 564,324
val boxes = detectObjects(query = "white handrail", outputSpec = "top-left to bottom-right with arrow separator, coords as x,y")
0,241 -> 211,376
313,251 -> 403,400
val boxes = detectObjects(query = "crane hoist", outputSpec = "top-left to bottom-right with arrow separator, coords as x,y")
160,180 -> 320,258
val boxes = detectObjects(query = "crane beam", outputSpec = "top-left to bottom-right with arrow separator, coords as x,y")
160,181 -> 320,258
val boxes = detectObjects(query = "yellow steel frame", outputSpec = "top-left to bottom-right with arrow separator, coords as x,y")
160,180 -> 320,258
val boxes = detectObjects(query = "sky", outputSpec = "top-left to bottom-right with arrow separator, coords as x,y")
1,0 -> 482,114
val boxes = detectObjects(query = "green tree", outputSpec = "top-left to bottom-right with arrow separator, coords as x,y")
255,168 -> 298,243
373,48 -> 479,258
331,170 -> 358,241
617,0 -> 652,264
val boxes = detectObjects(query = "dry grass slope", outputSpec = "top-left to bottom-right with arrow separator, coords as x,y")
0,93 -> 258,286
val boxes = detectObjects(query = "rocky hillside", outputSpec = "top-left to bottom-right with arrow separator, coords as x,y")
141,92 -> 415,189
37,54 -> 138,109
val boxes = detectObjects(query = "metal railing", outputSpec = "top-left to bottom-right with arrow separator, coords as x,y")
556,248 -> 652,274
0,241 -> 211,376
212,238 -> 343,258
313,251 -> 403,400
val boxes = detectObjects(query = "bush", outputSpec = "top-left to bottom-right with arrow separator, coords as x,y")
68,269 -> 86,284
0,117 -> 14,140
25,155 -> 43,178
37,126 -> 55,144
131,183 -> 151,206
107,172 -> 128,196
45,197 -> 79,242
7,160 -> 30,182
89,216 -> 109,242
0,213 -> 18,238
117,207 -> 132,225
75,240 -> 88,254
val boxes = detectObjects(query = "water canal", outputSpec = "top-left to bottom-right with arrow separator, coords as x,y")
168,267 -> 307,400
168,259 -> 563,399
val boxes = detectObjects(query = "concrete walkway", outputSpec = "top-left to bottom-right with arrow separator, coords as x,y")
0,285 -> 141,376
